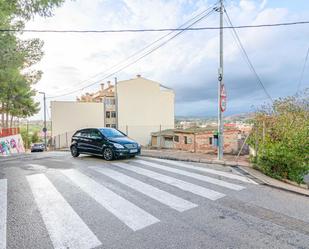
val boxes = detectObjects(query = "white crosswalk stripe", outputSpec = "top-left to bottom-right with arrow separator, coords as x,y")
26,174 -> 101,249
0,179 -> 7,249
144,157 -> 257,184
61,169 -> 159,231
134,160 -> 245,190
91,166 -> 198,212
112,162 -> 225,200
3,159 -> 253,247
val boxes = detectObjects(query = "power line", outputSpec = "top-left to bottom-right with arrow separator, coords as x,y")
296,45 -> 309,93
47,1 -> 220,96
223,7 -> 274,103
3,21 -> 309,33
47,6 -> 217,99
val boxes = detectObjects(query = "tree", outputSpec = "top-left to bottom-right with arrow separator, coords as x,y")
31,131 -> 40,144
0,0 -> 65,127
20,126 -> 30,149
249,90 -> 309,183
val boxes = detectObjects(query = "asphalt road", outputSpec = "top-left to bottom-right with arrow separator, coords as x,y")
0,151 -> 309,249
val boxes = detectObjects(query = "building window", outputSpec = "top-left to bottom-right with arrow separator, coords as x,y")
105,98 -> 116,106
106,111 -> 110,118
174,135 -> 179,142
106,124 -> 110,127
111,111 -> 116,118
184,136 -> 192,144
209,137 -> 213,145
111,124 -> 116,128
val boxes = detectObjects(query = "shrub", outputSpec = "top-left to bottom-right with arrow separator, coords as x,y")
249,90 -> 309,184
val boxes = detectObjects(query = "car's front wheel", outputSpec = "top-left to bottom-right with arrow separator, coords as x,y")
103,148 -> 114,161
71,145 -> 80,157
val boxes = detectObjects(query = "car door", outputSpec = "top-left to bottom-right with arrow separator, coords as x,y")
78,129 -> 92,153
88,129 -> 105,154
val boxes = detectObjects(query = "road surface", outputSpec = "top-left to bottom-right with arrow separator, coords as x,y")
0,151 -> 309,249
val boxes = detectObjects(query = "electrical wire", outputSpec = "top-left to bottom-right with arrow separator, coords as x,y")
296,45 -> 309,93
46,1 -> 220,96
223,7 -> 274,103
3,21 -> 309,33
47,6 -> 217,99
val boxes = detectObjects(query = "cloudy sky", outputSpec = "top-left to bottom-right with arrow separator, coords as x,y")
23,0 -> 309,120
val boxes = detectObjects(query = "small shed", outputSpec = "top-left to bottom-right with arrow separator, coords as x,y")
151,129 -> 175,149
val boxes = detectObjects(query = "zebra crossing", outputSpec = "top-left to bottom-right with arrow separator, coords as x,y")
0,158 -> 256,249
27,174 -> 101,249
0,179 -> 7,249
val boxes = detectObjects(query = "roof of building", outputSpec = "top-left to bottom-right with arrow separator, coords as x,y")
151,126 -> 240,136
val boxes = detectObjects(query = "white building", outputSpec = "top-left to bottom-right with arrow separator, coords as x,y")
51,75 -> 175,147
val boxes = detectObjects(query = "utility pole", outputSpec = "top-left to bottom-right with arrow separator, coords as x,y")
26,120 -> 29,150
39,92 -> 47,151
217,0 -> 224,160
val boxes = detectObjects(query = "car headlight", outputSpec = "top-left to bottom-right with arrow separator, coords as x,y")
113,143 -> 125,149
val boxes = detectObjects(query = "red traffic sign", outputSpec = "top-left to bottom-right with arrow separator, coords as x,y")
220,84 -> 227,112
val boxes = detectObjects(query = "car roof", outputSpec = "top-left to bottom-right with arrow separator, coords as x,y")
77,128 -> 98,132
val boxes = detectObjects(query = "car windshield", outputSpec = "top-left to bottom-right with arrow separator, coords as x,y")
99,128 -> 125,138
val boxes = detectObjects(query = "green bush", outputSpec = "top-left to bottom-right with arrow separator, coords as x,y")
249,90 -> 309,184
20,128 -> 31,149
31,131 -> 40,144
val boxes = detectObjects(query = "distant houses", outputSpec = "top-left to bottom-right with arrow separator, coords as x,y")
151,125 -> 250,155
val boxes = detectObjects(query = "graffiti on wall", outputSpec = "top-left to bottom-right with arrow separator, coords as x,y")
0,134 -> 25,156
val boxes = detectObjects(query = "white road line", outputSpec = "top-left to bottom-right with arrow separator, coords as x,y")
48,159 -> 63,162
26,174 -> 101,249
135,160 -> 245,191
0,179 -> 7,249
113,162 -> 225,201
144,157 -> 257,184
26,164 -> 47,170
91,167 -> 197,212
61,169 -> 159,231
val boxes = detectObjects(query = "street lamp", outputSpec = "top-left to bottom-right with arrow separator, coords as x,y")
38,91 -> 47,151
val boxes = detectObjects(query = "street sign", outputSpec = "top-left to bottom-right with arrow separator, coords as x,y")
220,84 -> 227,112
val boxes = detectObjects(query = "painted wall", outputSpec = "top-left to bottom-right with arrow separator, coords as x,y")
117,76 -> 175,145
0,134 -> 25,156
51,101 -> 105,148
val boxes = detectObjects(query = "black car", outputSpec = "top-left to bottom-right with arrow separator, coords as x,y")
70,127 -> 141,160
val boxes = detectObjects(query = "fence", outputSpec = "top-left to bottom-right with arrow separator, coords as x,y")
51,125 -> 175,150
0,127 -> 20,138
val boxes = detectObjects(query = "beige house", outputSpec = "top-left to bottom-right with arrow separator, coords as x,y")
50,101 -> 105,148
117,75 -> 174,145
51,75 -> 175,147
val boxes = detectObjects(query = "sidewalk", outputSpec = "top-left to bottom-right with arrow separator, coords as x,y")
141,149 -> 250,166
0,152 -> 32,162
239,166 -> 309,197
141,149 -> 309,197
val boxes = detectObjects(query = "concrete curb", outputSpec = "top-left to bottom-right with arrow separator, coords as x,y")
140,153 -> 249,167
0,153 -> 32,162
237,166 -> 309,198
